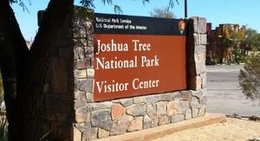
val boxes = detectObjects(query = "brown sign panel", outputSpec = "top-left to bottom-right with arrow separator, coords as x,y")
94,13 -> 187,101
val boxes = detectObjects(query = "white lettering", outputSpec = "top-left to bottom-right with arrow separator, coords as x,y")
120,18 -> 132,24
135,25 -> 147,30
141,55 -> 160,67
96,39 -> 128,55
96,56 -> 138,70
95,17 -> 111,23
132,40 -> 151,52
132,78 -> 160,90
95,80 -> 129,93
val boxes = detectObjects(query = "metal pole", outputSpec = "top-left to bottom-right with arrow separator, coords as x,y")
184,0 -> 187,18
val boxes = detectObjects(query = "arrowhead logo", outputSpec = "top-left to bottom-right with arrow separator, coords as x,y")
178,20 -> 186,34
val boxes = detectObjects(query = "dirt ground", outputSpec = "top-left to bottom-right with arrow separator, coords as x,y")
150,118 -> 260,141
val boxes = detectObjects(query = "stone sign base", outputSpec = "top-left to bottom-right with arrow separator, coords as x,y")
92,113 -> 226,141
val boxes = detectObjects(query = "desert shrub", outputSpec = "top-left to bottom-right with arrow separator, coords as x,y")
239,53 -> 260,104
232,48 -> 246,64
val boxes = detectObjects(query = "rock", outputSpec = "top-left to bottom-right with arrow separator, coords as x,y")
171,114 -> 185,123
128,117 -> 143,132
119,99 -> 134,107
159,115 -> 170,125
167,101 -> 178,116
75,107 -> 88,123
248,116 -> 260,121
227,113 -> 242,119
73,127 -> 82,141
127,103 -> 146,116
150,117 -> 159,128
82,127 -> 97,140
185,108 -> 192,120
156,102 -> 166,116
133,96 -> 146,103
147,103 -> 156,118
77,79 -> 93,93
110,115 -> 133,136
111,103 -> 125,120
98,128 -> 109,138
91,110 -> 112,131
91,102 -> 112,111
143,115 -> 152,129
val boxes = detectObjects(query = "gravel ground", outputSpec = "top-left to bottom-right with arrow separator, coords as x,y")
150,117 -> 260,141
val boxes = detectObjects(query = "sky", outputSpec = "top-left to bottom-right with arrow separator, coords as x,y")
11,0 -> 260,41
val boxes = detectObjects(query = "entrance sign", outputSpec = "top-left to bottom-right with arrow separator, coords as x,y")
94,13 -> 187,101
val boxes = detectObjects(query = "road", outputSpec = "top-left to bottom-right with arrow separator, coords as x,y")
206,64 -> 260,116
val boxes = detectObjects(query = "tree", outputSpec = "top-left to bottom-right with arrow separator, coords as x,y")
239,53 -> 260,104
220,25 -> 246,64
150,7 -> 175,18
244,28 -> 260,51
239,29 -> 260,104
0,0 -> 73,140
0,0 -> 180,140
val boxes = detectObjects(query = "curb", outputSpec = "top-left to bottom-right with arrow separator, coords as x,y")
93,113 -> 227,141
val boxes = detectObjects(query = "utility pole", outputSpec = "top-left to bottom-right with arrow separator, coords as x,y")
184,0 -> 187,18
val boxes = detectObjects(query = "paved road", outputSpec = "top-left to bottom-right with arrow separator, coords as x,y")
206,64 -> 260,116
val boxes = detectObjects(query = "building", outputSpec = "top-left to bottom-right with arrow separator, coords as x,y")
206,23 -> 246,65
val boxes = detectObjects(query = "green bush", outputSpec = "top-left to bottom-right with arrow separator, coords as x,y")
239,53 -> 260,104
232,48 -> 246,64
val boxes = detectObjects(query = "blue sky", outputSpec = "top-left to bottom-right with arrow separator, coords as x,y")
12,0 -> 260,41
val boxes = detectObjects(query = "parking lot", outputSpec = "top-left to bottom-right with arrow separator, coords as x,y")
207,64 -> 260,116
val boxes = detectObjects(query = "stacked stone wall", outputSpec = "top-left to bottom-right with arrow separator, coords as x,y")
39,6 -> 207,141
71,8 -> 207,141
73,90 -> 206,140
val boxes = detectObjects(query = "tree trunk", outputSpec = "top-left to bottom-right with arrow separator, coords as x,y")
0,0 -> 73,140
0,0 -> 30,140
